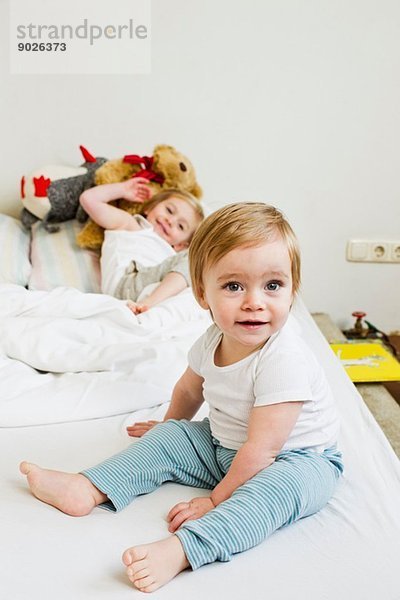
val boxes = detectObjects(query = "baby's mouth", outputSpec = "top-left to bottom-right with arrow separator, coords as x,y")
237,320 -> 267,328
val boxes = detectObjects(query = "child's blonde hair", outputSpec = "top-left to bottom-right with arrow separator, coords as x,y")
141,188 -> 204,241
189,202 -> 301,301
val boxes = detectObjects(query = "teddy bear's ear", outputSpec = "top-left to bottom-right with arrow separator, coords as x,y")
153,144 -> 174,155
189,182 -> 203,199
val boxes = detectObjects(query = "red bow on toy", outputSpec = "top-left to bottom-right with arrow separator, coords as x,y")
123,155 -> 165,185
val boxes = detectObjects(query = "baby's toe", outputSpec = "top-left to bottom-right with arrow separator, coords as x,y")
19,461 -> 35,475
122,545 -> 147,567
134,574 -> 156,591
127,563 -> 149,581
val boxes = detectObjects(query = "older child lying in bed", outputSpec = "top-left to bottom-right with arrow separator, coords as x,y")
20,202 -> 343,593
80,178 -> 204,313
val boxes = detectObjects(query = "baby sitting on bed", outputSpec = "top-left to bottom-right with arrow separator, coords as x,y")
20,202 -> 343,593
79,178 -> 204,314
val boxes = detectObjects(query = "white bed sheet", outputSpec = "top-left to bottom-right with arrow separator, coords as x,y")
2,298 -> 400,599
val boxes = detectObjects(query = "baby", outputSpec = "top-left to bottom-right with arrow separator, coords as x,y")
80,178 -> 204,313
20,202 -> 343,592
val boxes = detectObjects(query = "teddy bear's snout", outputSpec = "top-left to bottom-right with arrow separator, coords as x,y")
179,162 -> 187,172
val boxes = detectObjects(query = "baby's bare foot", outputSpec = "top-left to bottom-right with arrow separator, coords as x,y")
122,536 -> 189,592
19,461 -> 107,516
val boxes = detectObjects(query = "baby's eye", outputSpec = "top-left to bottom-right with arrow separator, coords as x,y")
178,223 -> 185,231
166,206 -> 173,214
266,281 -> 281,292
224,282 -> 242,292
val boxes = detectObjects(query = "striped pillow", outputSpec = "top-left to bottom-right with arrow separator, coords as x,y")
0,214 -> 32,286
29,220 -> 101,293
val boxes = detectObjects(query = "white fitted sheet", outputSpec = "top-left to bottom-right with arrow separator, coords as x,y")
2,299 -> 400,599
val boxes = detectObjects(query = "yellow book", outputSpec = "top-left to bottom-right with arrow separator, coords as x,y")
330,340 -> 400,383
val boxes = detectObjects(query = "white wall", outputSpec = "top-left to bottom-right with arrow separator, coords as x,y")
1,0 -> 399,331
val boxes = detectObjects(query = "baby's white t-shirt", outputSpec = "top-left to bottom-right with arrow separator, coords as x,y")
188,315 -> 340,453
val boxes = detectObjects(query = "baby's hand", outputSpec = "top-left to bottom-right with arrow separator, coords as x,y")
126,300 -> 150,315
122,177 -> 153,203
167,497 -> 215,533
126,420 -> 160,437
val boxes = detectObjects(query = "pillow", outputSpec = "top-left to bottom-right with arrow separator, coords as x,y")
29,220 -> 101,293
0,214 -> 32,286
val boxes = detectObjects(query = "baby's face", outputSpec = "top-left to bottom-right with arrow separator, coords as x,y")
146,197 -> 199,250
199,238 -> 293,361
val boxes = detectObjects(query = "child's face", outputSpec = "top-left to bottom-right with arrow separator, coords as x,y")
199,238 -> 293,360
146,197 -> 199,251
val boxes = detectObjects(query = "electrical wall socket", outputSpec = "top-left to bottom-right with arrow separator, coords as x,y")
391,243 -> 400,262
347,240 -> 400,263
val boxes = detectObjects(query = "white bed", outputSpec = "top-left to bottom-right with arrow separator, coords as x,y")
1,215 -> 400,600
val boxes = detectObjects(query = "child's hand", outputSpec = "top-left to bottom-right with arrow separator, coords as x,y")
126,300 -> 150,315
126,420 -> 160,437
167,497 -> 215,533
122,177 -> 153,203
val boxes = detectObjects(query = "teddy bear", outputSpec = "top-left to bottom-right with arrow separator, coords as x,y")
75,144 -> 202,251
20,146 -> 107,232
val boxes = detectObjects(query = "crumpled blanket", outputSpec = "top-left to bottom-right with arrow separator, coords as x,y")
0,284 -> 210,427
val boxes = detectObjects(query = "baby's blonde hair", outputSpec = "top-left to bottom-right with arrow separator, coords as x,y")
141,188 -> 204,241
189,202 -> 301,301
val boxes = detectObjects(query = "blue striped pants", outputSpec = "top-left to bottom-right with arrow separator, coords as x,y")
82,418 -> 343,570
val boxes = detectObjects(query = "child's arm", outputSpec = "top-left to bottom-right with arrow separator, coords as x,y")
167,401 -> 303,532
210,401 -> 303,506
126,366 -> 204,437
127,271 -> 188,314
79,177 -> 152,231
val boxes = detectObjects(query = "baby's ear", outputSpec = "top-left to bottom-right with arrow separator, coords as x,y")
197,286 -> 209,310
198,295 -> 209,311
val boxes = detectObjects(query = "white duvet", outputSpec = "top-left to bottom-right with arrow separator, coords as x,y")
0,284 -> 211,427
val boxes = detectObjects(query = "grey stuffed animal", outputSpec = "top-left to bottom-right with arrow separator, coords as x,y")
20,146 -> 107,233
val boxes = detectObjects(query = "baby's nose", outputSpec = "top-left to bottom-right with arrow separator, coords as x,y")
242,290 -> 265,310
